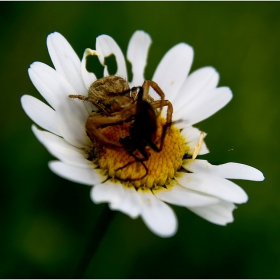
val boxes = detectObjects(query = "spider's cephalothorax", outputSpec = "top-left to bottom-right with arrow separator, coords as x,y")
69,76 -> 173,180
70,76 -> 136,114
86,76 -> 136,114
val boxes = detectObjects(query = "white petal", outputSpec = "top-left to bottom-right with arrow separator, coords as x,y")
109,185 -> 142,219
28,62 -> 61,110
151,43 -> 194,103
180,125 -> 203,142
176,172 -> 248,204
127,30 -> 152,86
79,49 -> 99,115
90,180 -> 124,205
188,200 -> 236,226
21,95 -> 60,136
173,87 -> 233,125
180,126 -> 209,155
153,184 -> 219,207
32,125 -> 92,168
47,32 -> 88,94
29,62 -> 90,147
183,159 -> 265,181
55,97 -> 91,148
49,161 -> 107,186
172,66 -> 219,112
138,188 -> 177,238
103,65 -> 109,77
96,35 -> 127,79
81,48 -> 97,89
173,120 -> 192,130
28,62 -> 85,111
91,180 -> 142,219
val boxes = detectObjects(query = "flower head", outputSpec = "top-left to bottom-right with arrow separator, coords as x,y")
21,30 -> 264,237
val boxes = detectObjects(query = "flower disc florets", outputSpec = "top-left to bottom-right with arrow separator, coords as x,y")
95,117 -> 187,188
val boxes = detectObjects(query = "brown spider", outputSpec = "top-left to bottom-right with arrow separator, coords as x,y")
69,75 -> 173,180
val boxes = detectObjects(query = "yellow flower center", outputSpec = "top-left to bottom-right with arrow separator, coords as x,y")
91,117 -> 188,189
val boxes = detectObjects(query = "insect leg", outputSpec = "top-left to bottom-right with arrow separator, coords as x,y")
115,151 -> 149,181
144,120 -> 171,153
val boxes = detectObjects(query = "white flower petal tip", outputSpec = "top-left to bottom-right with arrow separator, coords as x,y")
172,66 -> 220,112
49,161 -> 107,186
188,200 -> 236,226
183,159 -> 265,181
138,189 -> 178,238
127,30 -> 152,86
176,172 -> 248,204
174,86 -> 233,125
91,181 -> 141,219
47,32 -> 87,95
21,95 -> 60,136
90,180 -> 124,204
27,61 -> 90,148
151,43 -> 194,102
47,31 -> 63,39
32,125 -> 94,169
96,35 -> 127,78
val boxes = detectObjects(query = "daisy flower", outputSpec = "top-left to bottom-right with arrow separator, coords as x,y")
21,30 -> 264,238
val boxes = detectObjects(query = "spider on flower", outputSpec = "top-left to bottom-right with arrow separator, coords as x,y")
69,75 -> 173,181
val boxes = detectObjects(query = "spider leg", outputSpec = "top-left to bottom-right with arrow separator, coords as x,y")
86,114 -> 126,149
118,86 -> 141,100
150,99 -> 173,128
85,103 -> 138,149
142,80 -> 166,113
69,94 -> 108,112
137,81 -> 174,131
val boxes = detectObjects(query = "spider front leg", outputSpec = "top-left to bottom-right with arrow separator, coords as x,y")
69,94 -> 109,113
142,80 -> 166,112
85,103 -> 138,149
85,113 -> 126,149
150,99 -> 173,128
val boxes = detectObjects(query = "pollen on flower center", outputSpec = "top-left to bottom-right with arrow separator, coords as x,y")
91,117 -> 188,188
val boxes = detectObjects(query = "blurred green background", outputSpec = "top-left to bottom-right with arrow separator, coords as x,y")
1,2 -> 279,278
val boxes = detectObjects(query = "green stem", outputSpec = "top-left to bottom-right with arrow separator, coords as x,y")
74,206 -> 116,278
